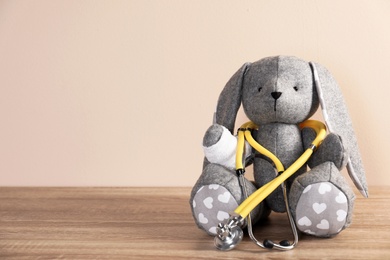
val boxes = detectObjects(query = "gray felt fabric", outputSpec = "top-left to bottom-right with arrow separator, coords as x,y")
215,63 -> 250,133
302,128 -> 347,170
190,55 -> 366,238
254,123 -> 308,212
203,124 -> 224,147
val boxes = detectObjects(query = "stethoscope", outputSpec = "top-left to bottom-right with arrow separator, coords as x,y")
214,120 -> 327,251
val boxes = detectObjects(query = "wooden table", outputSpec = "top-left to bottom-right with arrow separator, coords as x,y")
0,187 -> 389,259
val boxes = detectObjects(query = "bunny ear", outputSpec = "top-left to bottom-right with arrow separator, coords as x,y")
214,63 -> 250,133
310,62 -> 368,197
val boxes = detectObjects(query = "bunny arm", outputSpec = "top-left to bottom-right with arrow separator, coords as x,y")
203,124 -> 252,170
301,128 -> 348,170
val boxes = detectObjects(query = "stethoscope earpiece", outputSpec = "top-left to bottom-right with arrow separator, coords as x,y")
263,239 -> 275,249
279,240 -> 291,247
263,239 -> 292,250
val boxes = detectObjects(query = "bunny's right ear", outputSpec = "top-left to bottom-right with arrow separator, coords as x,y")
214,63 -> 251,133
310,62 -> 368,198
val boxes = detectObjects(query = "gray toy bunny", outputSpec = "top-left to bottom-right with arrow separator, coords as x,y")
190,56 -> 368,238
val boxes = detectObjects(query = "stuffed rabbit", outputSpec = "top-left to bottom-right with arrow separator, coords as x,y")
190,56 -> 368,238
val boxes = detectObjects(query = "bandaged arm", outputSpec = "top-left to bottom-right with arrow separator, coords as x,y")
203,125 -> 252,170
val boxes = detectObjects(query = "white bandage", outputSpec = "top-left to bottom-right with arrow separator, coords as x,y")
203,126 -> 252,170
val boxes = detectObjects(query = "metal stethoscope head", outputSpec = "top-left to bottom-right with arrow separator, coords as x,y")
214,213 -> 244,251
214,120 -> 327,252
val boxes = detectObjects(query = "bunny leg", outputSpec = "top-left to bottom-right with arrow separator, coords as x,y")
289,162 -> 356,237
253,157 -> 307,213
190,162 -> 269,235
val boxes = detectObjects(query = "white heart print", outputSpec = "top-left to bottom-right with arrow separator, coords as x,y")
304,229 -> 316,235
337,209 -> 347,221
208,184 -> 220,190
313,202 -> 327,214
198,213 -> 208,224
203,197 -> 213,209
218,192 -> 231,203
217,211 -> 230,221
335,192 -> 347,204
317,219 -> 330,230
209,226 -> 217,234
298,216 -> 312,227
318,183 -> 332,194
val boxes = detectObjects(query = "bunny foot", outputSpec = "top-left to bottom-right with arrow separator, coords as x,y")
190,163 -> 268,235
192,183 -> 240,235
289,162 -> 355,237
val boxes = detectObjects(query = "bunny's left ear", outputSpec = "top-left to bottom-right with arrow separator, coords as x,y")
310,62 -> 368,197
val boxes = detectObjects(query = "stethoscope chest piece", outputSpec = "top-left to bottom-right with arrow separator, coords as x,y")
214,221 -> 244,251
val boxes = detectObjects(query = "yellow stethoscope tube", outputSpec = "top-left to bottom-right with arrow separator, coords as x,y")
234,120 -> 327,218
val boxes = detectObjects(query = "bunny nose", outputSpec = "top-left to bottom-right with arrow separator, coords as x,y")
271,92 -> 282,100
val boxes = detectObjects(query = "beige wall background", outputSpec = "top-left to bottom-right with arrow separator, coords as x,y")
0,1 -> 389,188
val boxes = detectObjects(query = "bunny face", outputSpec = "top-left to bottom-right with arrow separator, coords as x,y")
242,56 -> 319,125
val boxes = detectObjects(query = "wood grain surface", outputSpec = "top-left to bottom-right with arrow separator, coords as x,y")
1,187 -> 389,259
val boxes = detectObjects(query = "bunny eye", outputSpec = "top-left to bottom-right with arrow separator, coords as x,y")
293,86 -> 299,91
258,87 -> 263,92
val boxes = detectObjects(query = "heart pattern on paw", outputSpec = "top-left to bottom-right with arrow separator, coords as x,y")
218,192 -> 231,203
198,213 -> 208,224
208,226 -> 217,234
209,184 -> 220,190
318,183 -> 332,194
317,219 -> 330,230
336,209 -> 347,221
203,197 -> 213,209
295,182 -> 349,237
313,203 -> 327,214
335,192 -> 347,204
192,184 -> 238,235
298,216 -> 312,226
217,210 -> 230,221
